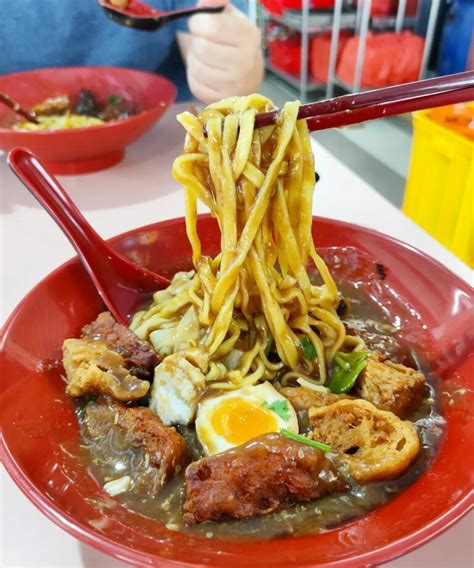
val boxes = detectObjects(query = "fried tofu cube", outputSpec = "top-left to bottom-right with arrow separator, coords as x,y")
356,352 -> 426,418
149,354 -> 206,426
279,386 -> 353,412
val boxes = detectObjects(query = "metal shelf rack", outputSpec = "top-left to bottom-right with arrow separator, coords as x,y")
266,62 -> 325,92
253,0 -> 443,103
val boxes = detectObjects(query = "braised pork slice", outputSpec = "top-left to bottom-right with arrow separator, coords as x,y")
63,338 -> 150,401
356,352 -> 426,418
279,387 -> 353,412
183,433 -> 349,525
83,397 -> 189,495
82,311 -> 159,379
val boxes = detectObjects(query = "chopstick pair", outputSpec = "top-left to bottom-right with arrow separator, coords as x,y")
255,71 -> 474,132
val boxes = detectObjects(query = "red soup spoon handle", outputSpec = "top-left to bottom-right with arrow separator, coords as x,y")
7,147 -> 169,324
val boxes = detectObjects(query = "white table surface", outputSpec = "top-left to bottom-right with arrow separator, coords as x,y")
1,103 -> 472,567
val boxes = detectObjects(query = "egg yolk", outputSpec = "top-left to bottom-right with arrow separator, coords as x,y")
210,398 -> 278,446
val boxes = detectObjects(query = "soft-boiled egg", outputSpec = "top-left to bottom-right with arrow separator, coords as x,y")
195,382 -> 298,455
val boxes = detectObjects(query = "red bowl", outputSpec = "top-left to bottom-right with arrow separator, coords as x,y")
1,216 -> 473,567
0,67 -> 176,174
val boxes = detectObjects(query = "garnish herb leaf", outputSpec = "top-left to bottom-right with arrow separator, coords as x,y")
77,405 -> 87,421
300,336 -> 316,360
280,428 -> 331,452
76,396 -> 97,421
107,94 -> 123,105
327,351 -> 368,394
261,400 -> 290,421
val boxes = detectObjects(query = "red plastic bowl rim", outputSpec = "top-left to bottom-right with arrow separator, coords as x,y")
1,215 -> 473,568
0,66 -> 177,136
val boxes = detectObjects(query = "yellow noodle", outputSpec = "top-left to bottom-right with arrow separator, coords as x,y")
136,95 -> 349,389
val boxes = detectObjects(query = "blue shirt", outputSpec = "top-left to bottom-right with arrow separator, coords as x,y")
0,0 -> 247,101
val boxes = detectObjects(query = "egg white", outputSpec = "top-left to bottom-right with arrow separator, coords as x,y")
195,382 -> 299,455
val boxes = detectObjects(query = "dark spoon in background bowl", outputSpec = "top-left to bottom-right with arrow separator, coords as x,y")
98,0 -> 224,31
0,92 -> 39,124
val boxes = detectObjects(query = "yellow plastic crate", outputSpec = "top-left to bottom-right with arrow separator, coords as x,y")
403,108 -> 474,268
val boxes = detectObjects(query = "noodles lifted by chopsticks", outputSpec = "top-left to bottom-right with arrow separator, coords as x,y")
131,94 -> 347,389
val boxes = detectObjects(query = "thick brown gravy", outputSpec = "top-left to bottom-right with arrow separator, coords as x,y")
77,248 -> 445,540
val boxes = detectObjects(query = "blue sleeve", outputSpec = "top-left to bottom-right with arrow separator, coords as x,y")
173,0 -> 249,33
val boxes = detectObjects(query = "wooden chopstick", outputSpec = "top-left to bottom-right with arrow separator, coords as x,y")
0,93 -> 39,124
254,71 -> 474,131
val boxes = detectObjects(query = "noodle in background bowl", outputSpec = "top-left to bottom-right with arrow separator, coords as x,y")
0,67 -> 176,174
1,215 -> 472,567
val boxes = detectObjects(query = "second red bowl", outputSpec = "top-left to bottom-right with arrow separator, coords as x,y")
0,67 -> 176,174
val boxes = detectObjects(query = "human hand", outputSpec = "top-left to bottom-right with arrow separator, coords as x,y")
186,0 -> 264,103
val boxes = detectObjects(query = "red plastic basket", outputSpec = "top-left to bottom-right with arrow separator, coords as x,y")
268,36 -> 304,76
310,31 -> 351,82
262,0 -> 335,17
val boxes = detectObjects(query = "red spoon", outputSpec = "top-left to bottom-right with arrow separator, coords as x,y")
7,147 -> 169,325
98,0 -> 224,31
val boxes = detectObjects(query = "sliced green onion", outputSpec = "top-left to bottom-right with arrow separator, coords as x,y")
280,428 -> 331,453
333,353 -> 351,370
77,405 -> 87,420
300,336 -> 317,360
327,351 -> 369,394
